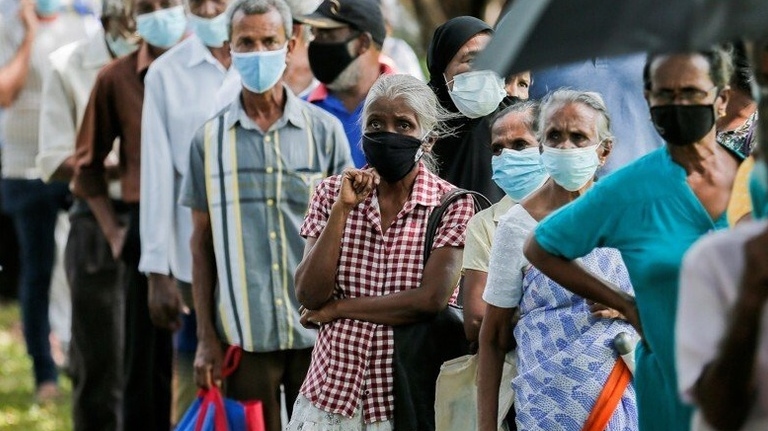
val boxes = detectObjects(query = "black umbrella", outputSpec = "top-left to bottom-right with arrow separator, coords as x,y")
477,0 -> 768,77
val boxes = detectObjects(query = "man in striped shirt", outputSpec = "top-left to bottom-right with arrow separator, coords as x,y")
179,0 -> 352,429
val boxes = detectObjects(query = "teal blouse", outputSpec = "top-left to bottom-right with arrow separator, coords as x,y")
534,148 -> 728,431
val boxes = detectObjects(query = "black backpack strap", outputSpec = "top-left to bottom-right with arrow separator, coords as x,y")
423,188 -> 492,263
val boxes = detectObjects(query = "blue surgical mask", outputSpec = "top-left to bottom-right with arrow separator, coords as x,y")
136,5 -> 187,49
540,144 -> 601,192
36,0 -> 61,15
105,33 -> 139,57
231,46 -> 287,94
491,147 -> 548,201
750,159 -> 768,220
446,70 -> 506,119
189,12 -> 228,48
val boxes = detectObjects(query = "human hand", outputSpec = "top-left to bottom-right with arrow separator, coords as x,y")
299,303 -> 336,329
108,225 -> 128,260
337,168 -> 379,210
618,297 -> 643,339
19,0 -> 38,36
589,300 -> 626,320
194,336 -> 224,389
148,273 -> 188,331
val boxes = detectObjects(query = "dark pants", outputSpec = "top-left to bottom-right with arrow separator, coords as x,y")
225,347 -> 312,431
121,206 -> 173,431
66,208 -> 125,431
0,178 -> 69,386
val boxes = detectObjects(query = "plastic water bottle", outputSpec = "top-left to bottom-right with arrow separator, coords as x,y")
614,332 -> 637,375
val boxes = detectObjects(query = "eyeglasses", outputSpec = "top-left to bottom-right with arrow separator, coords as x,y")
649,86 -> 718,104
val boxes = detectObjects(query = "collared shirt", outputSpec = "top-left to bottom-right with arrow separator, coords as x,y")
36,27 -> 111,182
179,86 -> 353,352
139,35 -> 237,283
306,61 -> 395,168
462,195 -> 514,273
73,42 -> 156,202
0,12 -> 96,179
677,220 -> 768,431
298,163 -> 474,423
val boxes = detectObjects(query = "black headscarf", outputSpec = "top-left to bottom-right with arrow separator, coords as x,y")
427,16 -> 494,113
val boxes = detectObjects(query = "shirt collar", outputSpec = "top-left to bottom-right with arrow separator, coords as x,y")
83,31 -> 112,69
409,162 -> 444,208
186,35 -> 227,71
306,60 -> 396,103
225,84 -> 306,131
491,195 -> 515,223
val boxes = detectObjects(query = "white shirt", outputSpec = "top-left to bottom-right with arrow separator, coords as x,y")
138,35 -> 237,282
36,28 -> 111,182
676,220 -> 768,431
482,204 -> 537,308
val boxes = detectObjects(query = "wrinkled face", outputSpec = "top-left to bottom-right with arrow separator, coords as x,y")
505,71 -> 531,100
646,53 -> 726,111
189,0 -> 228,18
364,96 -> 422,139
541,102 -> 600,149
490,110 -> 538,155
230,9 -> 288,53
443,32 -> 492,89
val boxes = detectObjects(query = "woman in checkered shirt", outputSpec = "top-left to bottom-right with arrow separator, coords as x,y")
287,74 -> 476,430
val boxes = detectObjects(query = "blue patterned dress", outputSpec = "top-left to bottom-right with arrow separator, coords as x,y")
513,248 -> 639,431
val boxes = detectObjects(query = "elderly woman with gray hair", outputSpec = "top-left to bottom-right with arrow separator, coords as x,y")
289,73 -> 475,430
478,89 -> 638,431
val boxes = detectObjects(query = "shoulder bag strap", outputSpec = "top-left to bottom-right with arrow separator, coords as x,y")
423,188 -> 492,264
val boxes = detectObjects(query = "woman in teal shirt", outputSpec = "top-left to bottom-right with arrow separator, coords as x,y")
525,49 -> 739,431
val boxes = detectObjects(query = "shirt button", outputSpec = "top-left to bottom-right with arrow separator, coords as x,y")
275,298 -> 283,306
269,231 -> 277,240
266,166 -> 273,174
272,263 -> 279,271
267,199 -> 274,206
265,135 -> 271,142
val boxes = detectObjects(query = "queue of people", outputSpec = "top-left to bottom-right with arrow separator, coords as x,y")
0,0 -> 766,430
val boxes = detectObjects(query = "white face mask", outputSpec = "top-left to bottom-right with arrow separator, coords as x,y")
540,144 -> 601,192
446,70 -> 506,119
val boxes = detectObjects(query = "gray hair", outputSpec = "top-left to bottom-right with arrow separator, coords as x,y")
491,100 -> 541,137
362,74 -> 459,173
103,0 -> 130,18
227,0 -> 293,40
539,89 -> 614,144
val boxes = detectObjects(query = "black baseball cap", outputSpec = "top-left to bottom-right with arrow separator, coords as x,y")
296,0 -> 386,46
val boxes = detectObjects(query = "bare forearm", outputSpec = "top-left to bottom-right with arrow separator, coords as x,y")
192,237 -> 218,341
463,270 -> 488,343
85,195 -> 120,239
696,297 -> 763,430
524,238 -> 631,313
331,288 -> 448,326
0,35 -> 33,107
295,202 -> 351,309
477,306 -> 513,431
50,156 -> 76,181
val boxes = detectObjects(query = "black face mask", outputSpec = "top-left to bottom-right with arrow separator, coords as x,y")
650,104 -> 715,146
308,36 -> 358,84
362,132 -> 423,183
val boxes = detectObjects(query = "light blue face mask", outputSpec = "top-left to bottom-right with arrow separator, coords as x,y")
540,144 -> 601,192
136,5 -> 187,49
189,12 -> 228,48
36,0 -> 61,16
750,159 -> 768,220
231,46 -> 287,94
491,147 -> 549,201
105,33 -> 139,58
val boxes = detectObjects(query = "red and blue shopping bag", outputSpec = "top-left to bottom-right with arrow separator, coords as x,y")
175,346 -> 265,431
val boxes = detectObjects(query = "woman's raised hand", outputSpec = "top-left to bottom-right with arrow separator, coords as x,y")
338,168 -> 380,209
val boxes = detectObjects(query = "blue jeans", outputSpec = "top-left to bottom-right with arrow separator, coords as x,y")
1,178 -> 70,386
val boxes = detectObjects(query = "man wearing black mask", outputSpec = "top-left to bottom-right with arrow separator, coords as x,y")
297,0 -> 393,168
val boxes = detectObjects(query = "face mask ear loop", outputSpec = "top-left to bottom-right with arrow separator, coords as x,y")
414,147 -> 424,162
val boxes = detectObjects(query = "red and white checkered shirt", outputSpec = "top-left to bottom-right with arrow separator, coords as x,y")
299,163 -> 474,423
